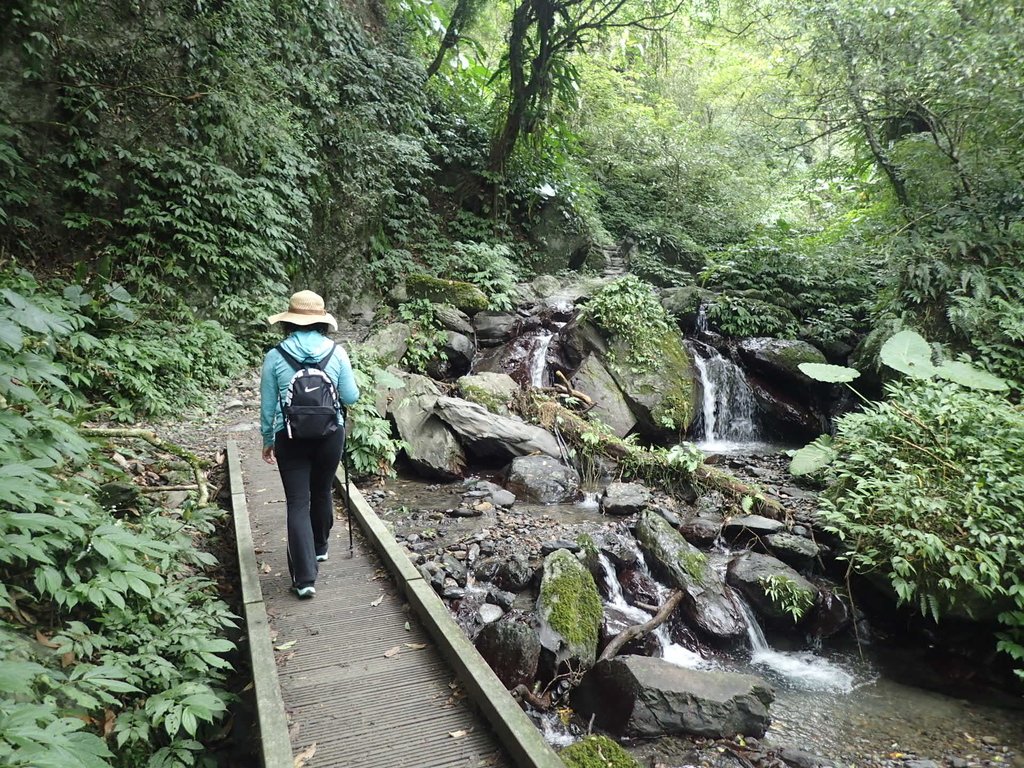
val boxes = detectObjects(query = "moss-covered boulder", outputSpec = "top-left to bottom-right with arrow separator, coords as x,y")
736,337 -> 827,384
661,285 -> 715,332
560,735 -> 640,768
406,273 -> 489,314
635,510 -> 745,645
537,549 -> 603,669
457,372 -> 519,416
606,331 -> 697,436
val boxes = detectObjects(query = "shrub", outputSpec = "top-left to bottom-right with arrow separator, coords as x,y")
819,378 -> 1024,671
583,276 -> 672,373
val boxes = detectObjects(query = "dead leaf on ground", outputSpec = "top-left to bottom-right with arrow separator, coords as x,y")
275,640 -> 297,651
35,630 -> 59,649
370,594 -> 384,607
260,562 -> 272,574
383,645 -> 401,658
449,729 -> 469,738
293,742 -> 317,768
404,643 -> 427,650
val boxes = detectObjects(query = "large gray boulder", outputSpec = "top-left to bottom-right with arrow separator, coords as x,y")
599,482 -> 652,516
475,619 -> 541,689
572,656 -> 774,738
457,372 -> 519,416
736,338 -> 827,384
434,304 -> 474,336
426,330 -> 475,380
572,354 -> 637,438
505,455 -> 580,504
359,322 -> 411,366
635,510 -> 746,644
473,312 -> 519,347
764,532 -> 820,572
387,373 -> 466,480
727,552 -> 817,624
432,396 -> 561,461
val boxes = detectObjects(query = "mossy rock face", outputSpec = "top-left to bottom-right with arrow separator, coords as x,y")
457,372 -> 518,416
737,337 -> 827,384
607,329 -> 697,436
560,735 -> 640,768
537,549 -> 603,668
406,274 -> 489,314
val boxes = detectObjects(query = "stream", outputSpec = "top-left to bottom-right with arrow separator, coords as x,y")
366,331 -> 1023,767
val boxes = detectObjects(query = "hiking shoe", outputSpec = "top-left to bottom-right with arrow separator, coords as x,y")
315,552 -> 329,562
294,585 -> 316,599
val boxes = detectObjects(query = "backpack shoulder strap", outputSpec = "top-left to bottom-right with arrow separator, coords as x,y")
275,344 -> 305,372
315,342 -> 337,371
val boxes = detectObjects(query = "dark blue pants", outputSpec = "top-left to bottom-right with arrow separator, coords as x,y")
274,428 -> 344,588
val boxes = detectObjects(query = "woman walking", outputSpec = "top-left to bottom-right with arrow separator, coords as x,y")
260,290 -> 359,599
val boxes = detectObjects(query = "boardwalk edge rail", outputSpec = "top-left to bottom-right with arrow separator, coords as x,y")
226,441 -> 292,768
335,466 -> 566,768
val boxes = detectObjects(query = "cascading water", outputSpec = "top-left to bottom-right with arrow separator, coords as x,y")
597,554 -> 705,669
736,598 -> 856,693
690,344 -> 765,450
529,330 -> 555,387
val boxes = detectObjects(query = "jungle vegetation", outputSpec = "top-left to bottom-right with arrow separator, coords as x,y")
1,0 -> 1022,765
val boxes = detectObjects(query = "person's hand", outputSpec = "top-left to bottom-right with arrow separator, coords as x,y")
262,445 -> 276,465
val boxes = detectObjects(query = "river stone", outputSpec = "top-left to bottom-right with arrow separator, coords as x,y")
467,479 -> 516,508
619,566 -> 661,607
472,311 -> 519,346
475,620 -> 541,689
505,455 -> 581,504
776,746 -> 838,768
572,656 -> 774,738
680,515 -> 723,547
433,396 -> 561,461
360,321 -> 411,366
746,376 -> 823,439
723,514 -> 785,542
572,354 -> 637,438
805,589 -> 850,639
736,337 -> 827,384
600,482 -> 652,516
595,530 -> 640,567
433,303 -> 474,335
426,330 -> 475,380
477,604 -> 504,624
457,372 -> 519,415
764,532 -> 820,571
391,394 -> 465,480
537,549 -> 603,669
727,552 -> 817,624
635,510 -> 746,644
602,605 -> 659,657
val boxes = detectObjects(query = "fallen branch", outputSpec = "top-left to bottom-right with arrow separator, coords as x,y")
599,589 -> 684,662
510,684 -> 552,711
82,428 -> 209,505
554,370 -> 594,405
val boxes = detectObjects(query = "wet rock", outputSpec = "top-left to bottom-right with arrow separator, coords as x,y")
484,554 -> 533,592
433,396 -> 561,461
505,455 -> 581,504
680,516 -> 723,548
697,491 -> 728,517
746,375 -> 824,440
727,552 -> 816,624
457,372 -> 519,416
722,514 -> 785,541
600,482 -> 652,516
419,561 -> 445,593
487,587 -> 515,610
442,554 -> 467,586
601,605 -> 659,657
475,619 -> 541,689
619,567 -> 661,607
736,337 -> 827,384
473,312 -> 519,346
572,354 -> 637,438
903,761 -> 939,768
541,539 -> 580,555
764,532 -> 820,571
443,586 -> 466,600
537,549 -> 603,669
635,510 -> 746,644
361,321 -> 411,365
595,530 -> 640,567
434,304 -> 474,336
478,604 -> 504,624
572,656 -> 774,738
426,330 -> 475,380
776,746 -> 837,768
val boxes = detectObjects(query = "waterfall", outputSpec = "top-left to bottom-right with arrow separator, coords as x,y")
529,331 -> 554,388
690,344 -> 764,449
597,554 -> 705,669
735,598 -> 856,692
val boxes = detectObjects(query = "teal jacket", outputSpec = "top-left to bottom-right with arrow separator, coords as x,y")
260,330 -> 360,447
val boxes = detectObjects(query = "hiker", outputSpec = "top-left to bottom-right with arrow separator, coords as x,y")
260,290 -> 359,599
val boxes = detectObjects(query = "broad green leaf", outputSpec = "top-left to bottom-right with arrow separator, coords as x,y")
797,363 -> 860,383
0,661 -> 48,694
879,330 -> 936,379
935,361 -> 1009,391
789,435 -> 836,476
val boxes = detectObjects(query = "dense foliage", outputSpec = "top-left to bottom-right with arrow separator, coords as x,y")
0,282 -> 234,768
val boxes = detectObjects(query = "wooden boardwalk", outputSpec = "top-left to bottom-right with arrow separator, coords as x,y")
229,435 -> 561,768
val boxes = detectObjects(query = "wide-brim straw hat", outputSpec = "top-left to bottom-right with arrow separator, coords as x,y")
267,290 -> 338,331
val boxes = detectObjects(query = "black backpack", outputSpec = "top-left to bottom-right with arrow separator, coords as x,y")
275,343 -> 341,439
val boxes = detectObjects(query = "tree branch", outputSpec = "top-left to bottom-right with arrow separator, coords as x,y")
599,589 -> 684,661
